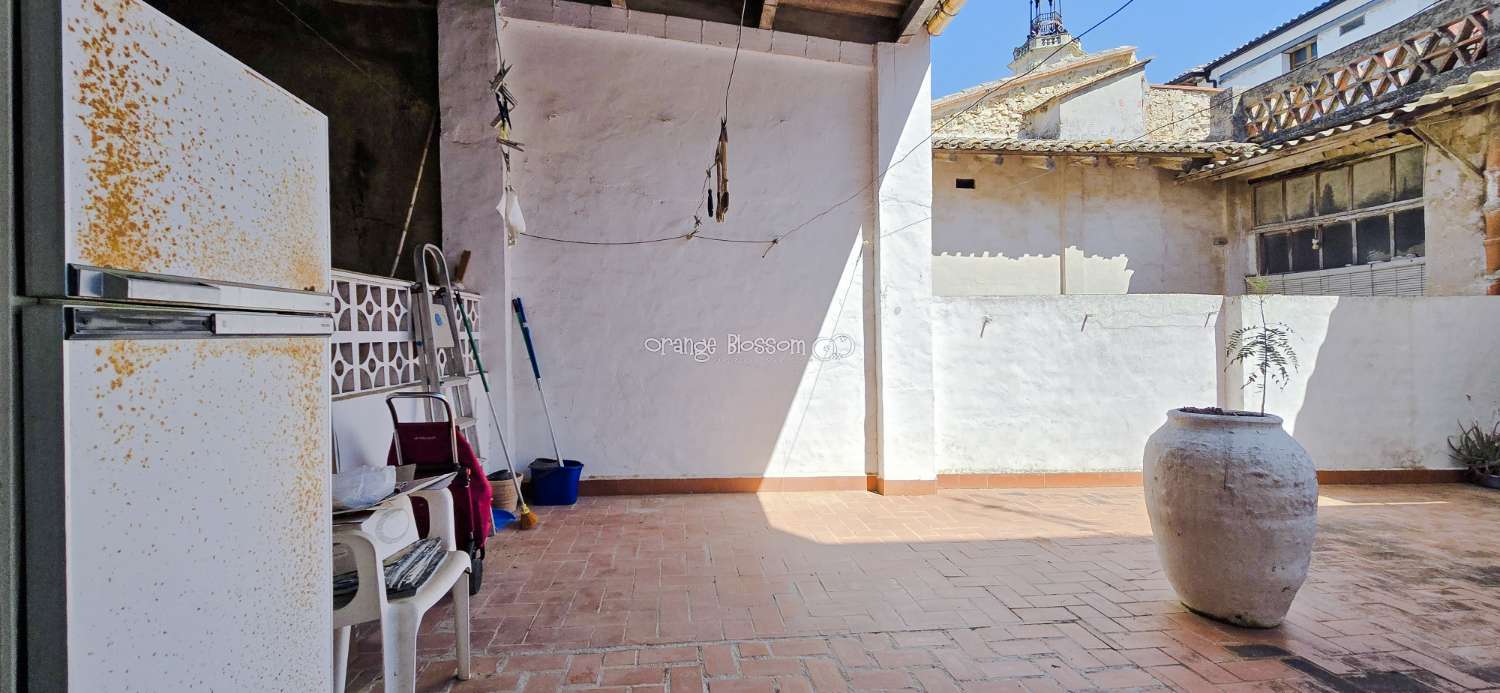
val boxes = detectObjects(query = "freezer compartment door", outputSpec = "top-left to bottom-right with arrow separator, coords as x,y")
46,0 -> 330,296
23,306 -> 332,690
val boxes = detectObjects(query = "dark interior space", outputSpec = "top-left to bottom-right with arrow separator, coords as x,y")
143,0 -> 443,279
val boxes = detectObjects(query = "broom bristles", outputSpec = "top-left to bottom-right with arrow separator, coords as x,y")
517,505 -> 540,530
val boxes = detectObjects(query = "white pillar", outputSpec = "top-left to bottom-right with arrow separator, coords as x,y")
871,32 -> 936,494
436,0 -> 513,472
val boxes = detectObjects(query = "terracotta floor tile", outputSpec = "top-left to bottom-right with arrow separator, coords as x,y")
345,486 -> 1500,693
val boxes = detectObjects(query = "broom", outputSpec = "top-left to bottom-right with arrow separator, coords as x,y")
455,300 -> 539,530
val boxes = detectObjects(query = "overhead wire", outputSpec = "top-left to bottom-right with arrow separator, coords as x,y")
516,0 -> 1141,251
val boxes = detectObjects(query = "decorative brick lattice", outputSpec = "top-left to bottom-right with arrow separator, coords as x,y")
1243,9 -> 1490,139
329,269 -> 482,398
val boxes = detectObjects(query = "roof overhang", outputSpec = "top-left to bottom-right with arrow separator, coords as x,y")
501,0 -> 961,44
934,136 -> 1257,159
1182,69 -> 1500,182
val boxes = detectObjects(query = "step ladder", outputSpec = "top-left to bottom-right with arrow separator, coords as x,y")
412,244 -> 482,458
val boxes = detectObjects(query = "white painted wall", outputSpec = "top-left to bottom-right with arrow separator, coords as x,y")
934,294 -> 1223,473
488,17 -> 874,480
1024,68 -> 1147,141
932,293 -> 1500,474
873,33 -> 937,484
438,0 -> 514,474
332,389 -> 424,470
1211,0 -> 1430,90
932,155 -> 1226,296
1227,295 -> 1500,470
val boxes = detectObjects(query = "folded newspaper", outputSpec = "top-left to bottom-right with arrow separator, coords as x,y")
332,537 -> 446,607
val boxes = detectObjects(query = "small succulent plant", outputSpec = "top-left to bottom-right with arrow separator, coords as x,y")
1449,421 -> 1500,478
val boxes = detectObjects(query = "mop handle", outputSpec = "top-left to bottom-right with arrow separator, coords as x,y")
454,301 -> 529,503
512,297 -> 542,380
455,303 -> 492,394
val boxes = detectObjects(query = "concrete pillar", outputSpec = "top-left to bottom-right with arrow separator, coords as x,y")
436,0 -> 513,472
870,32 -> 936,495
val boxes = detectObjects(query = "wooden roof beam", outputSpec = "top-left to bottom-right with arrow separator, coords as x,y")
759,0 -> 778,29
894,0 -> 941,43
777,0 -> 904,18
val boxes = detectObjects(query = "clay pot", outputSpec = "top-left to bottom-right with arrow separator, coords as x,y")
1143,408 -> 1318,628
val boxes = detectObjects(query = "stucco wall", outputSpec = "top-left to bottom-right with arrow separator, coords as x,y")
933,293 -> 1500,474
1047,69 -> 1147,141
1421,118 -> 1490,296
488,18 -> 873,479
932,155 -> 1226,296
1225,295 -> 1500,471
934,294 -> 1222,473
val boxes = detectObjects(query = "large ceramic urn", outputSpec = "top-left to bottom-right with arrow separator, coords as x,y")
1143,408 -> 1318,628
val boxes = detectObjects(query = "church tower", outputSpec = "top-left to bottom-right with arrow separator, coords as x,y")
1009,0 -> 1085,74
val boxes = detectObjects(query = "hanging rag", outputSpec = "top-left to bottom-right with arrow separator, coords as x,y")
497,184 -> 527,245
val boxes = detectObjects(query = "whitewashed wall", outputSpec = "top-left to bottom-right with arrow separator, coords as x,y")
932,293 -> 1500,474
489,18 -> 874,479
332,391 -> 422,470
1227,295 -> 1500,471
932,157 -> 1227,296
1023,68 -> 1147,141
933,295 -> 1222,473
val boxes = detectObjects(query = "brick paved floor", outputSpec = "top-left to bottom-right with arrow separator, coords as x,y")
345,484 -> 1500,692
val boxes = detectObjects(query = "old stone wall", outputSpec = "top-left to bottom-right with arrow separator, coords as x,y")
933,52 -> 1135,138
1145,86 -> 1214,141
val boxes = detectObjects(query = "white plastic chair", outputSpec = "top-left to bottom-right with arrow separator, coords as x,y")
331,491 -> 472,693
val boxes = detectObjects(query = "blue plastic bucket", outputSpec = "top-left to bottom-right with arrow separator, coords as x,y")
529,459 -> 584,505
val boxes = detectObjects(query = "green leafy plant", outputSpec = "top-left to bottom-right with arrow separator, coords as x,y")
1448,421 -> 1500,478
1225,278 -> 1299,415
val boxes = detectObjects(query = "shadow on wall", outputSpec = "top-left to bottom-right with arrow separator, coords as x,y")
930,159 -> 1224,296
1231,295 -> 1500,471
495,21 -> 877,481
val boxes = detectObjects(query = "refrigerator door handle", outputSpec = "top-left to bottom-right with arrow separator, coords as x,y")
100,272 -> 222,305
213,313 -> 334,336
73,266 -> 334,314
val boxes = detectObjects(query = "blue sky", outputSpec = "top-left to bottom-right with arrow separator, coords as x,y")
932,0 -> 1323,96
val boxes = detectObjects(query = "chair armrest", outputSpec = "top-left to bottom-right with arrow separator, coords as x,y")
331,528 -> 386,625
411,489 -> 458,552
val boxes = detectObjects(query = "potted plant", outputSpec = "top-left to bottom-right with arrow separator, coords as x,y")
1448,421 -> 1500,488
1142,282 -> 1318,628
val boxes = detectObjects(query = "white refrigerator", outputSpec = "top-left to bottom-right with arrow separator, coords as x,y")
20,0 -> 333,689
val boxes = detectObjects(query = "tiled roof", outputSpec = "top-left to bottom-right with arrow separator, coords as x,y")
933,137 -> 1259,156
1184,69 -> 1500,178
1168,0 -> 1344,84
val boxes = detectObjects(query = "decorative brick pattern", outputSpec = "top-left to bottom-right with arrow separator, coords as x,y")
1242,8 -> 1491,140
329,269 -> 481,399
345,485 -> 1500,692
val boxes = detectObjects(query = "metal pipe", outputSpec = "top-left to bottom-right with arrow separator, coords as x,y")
925,0 -> 967,36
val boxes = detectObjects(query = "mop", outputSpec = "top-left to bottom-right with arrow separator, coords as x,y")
511,297 -> 567,471
455,301 -> 539,530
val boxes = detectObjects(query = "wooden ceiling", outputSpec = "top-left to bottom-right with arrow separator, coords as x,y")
577,0 -> 940,44
329,0 -> 940,44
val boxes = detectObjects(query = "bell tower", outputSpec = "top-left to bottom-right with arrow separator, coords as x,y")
1009,0 -> 1084,73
